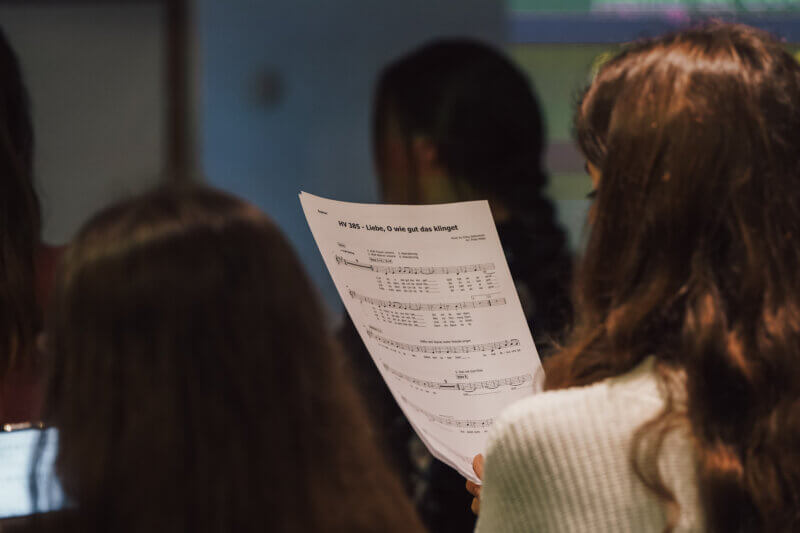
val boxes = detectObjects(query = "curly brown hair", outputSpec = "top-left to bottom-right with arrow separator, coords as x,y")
547,23 -> 800,532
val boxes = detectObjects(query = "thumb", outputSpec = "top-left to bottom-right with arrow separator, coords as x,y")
473,454 -> 485,480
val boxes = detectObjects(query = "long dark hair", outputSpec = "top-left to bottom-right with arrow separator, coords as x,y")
38,186 -> 423,532
374,39 -> 572,341
547,23 -> 800,531
374,39 -> 550,210
0,26 -> 42,375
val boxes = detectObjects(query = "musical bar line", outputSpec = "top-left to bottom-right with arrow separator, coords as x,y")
384,364 -> 531,392
349,290 -> 506,311
335,255 -> 495,275
367,330 -> 519,354
402,396 -> 493,429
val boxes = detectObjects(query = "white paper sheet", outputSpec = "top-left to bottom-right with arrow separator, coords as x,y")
300,193 -> 543,482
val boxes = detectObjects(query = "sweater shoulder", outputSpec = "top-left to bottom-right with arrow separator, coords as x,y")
475,359 -> 697,533
491,358 -> 664,447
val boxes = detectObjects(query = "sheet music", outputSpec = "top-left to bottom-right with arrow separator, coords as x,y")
300,193 -> 543,482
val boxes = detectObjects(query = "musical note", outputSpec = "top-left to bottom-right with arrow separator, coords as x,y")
384,364 -> 532,392
401,396 -> 494,429
349,290 -> 506,311
335,255 -> 495,275
366,330 -> 520,354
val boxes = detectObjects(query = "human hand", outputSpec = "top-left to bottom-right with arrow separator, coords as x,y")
465,454 -> 484,515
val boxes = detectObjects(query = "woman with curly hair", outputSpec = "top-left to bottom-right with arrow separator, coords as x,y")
471,23 -> 800,532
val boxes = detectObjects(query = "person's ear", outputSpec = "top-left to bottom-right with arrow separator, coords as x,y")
411,136 -> 439,170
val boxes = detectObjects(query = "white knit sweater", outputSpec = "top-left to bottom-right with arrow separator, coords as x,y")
475,357 -> 703,532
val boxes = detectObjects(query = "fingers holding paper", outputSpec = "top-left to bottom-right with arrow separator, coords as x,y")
466,454 -> 484,515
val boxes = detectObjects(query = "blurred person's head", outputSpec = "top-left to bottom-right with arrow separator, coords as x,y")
373,39 -> 548,216
0,26 -> 42,375
549,23 -> 800,531
37,185 -> 422,533
373,39 -> 573,347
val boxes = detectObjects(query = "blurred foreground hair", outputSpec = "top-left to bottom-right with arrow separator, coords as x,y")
36,185 -> 422,533
548,23 -> 800,532
0,26 -> 42,375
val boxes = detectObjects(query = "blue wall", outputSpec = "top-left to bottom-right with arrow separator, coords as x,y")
198,0 -> 504,312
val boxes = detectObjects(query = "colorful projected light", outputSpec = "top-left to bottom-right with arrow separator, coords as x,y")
592,0 -> 798,12
509,0 -> 799,13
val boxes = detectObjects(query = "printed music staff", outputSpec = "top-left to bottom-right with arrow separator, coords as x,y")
349,289 -> 506,311
335,254 -> 495,275
366,330 -> 520,354
383,364 -> 532,392
402,397 -> 494,429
